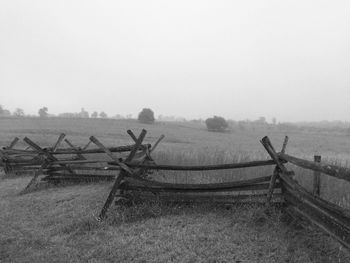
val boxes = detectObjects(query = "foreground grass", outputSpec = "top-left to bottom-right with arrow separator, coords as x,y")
1,176 -> 349,263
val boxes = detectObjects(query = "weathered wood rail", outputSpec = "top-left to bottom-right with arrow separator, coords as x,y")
1,131 -> 349,250
278,152 -> 350,182
108,159 -> 279,170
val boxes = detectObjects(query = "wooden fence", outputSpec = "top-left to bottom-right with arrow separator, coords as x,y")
0,130 -> 349,250
261,136 -> 350,249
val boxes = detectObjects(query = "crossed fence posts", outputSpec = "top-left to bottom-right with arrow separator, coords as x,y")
0,131 -> 152,186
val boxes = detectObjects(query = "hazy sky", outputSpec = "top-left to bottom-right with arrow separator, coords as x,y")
1,0 -> 350,122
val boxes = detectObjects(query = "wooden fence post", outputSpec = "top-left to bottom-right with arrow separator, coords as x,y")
20,136 -> 75,193
82,140 -> 92,150
313,155 -> 321,197
52,133 -> 66,152
93,129 -> 147,220
281,136 -> 289,154
64,139 -> 86,160
7,137 -> 20,150
265,136 -> 289,205
1,137 -> 20,174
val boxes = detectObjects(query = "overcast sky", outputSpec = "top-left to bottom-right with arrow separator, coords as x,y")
1,0 -> 350,122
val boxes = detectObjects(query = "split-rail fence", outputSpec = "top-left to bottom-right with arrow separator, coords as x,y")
0,130 -> 349,250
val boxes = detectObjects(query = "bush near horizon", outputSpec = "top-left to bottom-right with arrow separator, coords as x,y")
38,107 -> 48,117
205,116 -> 228,132
138,108 -> 155,124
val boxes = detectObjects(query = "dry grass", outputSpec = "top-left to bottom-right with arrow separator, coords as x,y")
1,117 -> 350,262
1,176 -> 349,263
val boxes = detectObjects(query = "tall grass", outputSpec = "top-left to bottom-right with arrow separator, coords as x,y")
1,117 -> 349,208
151,148 -> 274,184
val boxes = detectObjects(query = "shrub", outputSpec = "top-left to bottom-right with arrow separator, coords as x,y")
205,116 -> 228,132
138,108 -> 155,124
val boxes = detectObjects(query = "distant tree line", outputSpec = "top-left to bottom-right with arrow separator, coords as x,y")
0,105 -> 24,117
2,103 -> 350,135
0,105 -> 116,119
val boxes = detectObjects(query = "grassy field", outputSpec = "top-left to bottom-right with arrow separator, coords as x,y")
1,117 -> 350,262
1,117 -> 349,206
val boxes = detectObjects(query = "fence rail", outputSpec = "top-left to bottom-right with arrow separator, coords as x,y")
278,152 -> 350,182
109,159 -> 278,171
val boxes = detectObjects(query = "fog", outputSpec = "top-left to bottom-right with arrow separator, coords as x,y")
1,0 -> 350,122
